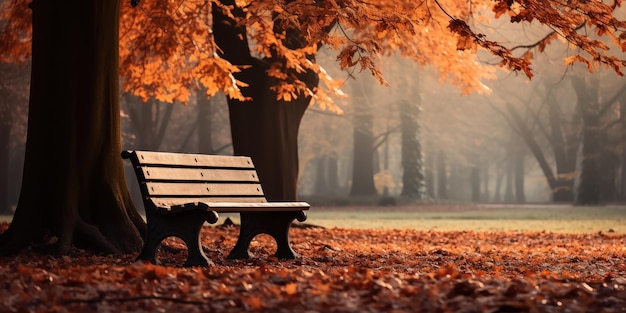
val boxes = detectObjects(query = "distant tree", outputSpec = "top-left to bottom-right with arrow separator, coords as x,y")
572,75 -> 626,205
122,94 -> 174,151
349,77 -> 378,196
399,99 -> 428,199
436,151 -> 448,199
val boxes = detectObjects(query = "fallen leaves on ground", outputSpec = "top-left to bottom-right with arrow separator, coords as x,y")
1,222 -> 625,312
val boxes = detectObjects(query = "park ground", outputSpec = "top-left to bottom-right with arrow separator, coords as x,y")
0,203 -> 625,312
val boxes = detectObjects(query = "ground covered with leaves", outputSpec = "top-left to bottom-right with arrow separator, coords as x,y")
1,222 -> 625,313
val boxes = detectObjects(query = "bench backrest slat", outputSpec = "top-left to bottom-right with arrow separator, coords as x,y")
123,150 -> 269,208
152,197 -> 268,208
141,167 -> 259,182
134,150 -> 254,168
145,182 -> 264,197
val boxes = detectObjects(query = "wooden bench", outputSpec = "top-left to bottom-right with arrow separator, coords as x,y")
122,150 -> 310,267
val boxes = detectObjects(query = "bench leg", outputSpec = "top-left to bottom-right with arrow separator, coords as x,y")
227,211 -> 307,260
137,210 -> 218,267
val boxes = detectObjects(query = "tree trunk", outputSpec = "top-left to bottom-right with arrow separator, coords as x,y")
504,104 -> 575,202
213,0 -> 314,201
514,152 -> 525,203
197,93 -> 215,154
573,77 -> 603,205
504,159 -> 514,203
399,100 -> 427,199
470,167 -> 480,202
125,95 -> 174,151
313,156 -> 330,195
347,76 -> 377,196
425,158 -> 435,198
326,155 -> 340,195
0,0 -> 145,256
436,151 -> 447,199
621,99 -> 626,201
493,163 -> 503,202
576,108 -> 603,205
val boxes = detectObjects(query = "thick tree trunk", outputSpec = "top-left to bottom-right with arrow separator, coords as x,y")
213,0 -> 313,201
0,0 -> 145,256
226,67 -> 309,201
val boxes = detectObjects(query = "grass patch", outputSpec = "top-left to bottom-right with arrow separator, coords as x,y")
2,203 -> 624,234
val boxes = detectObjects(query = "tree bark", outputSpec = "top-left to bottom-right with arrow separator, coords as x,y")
213,0 -> 315,201
0,0 -> 145,256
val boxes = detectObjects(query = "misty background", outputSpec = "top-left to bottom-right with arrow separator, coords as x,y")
1,32 -> 625,214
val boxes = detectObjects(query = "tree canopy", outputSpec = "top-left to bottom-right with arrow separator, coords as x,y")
3,0 -> 625,107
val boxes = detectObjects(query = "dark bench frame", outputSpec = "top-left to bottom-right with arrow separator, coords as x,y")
122,150 -> 309,266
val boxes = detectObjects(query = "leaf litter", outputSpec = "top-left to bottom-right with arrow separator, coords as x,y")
0,222 -> 625,312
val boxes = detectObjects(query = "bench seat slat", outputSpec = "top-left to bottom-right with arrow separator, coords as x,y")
151,197 -> 268,208
156,201 -> 310,214
204,201 -> 310,212
145,182 -> 264,196
135,151 -> 254,168
141,167 -> 259,182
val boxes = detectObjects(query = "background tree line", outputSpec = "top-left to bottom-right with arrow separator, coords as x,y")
2,51 -> 625,211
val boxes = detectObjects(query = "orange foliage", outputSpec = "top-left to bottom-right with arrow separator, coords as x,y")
1,0 -> 626,106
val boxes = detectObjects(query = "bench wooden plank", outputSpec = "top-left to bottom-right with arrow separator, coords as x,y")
145,182 -> 264,196
135,150 -> 254,168
140,167 -> 259,182
157,201 -> 309,214
151,197 -> 268,208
